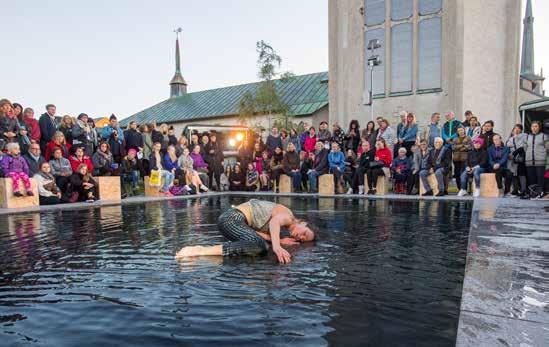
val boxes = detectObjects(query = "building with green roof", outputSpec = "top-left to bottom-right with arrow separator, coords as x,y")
121,37 -> 329,135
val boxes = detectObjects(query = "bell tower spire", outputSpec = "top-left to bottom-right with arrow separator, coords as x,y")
170,28 -> 187,98
520,0 -> 535,76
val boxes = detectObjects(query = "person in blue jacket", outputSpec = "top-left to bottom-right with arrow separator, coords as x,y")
101,114 -> 125,143
441,111 -> 462,147
328,142 -> 346,192
488,134 -> 512,195
397,112 -> 419,157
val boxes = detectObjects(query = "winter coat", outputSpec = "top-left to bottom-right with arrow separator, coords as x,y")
282,151 -> 300,173
466,148 -> 489,169
428,146 -> 451,171
69,155 -> 94,173
123,128 -> 144,151
1,154 -> 29,175
44,141 -> 71,161
303,135 -> 317,153
505,133 -> 527,174
452,135 -> 472,162
311,148 -> 329,174
524,132 -> 548,167
487,145 -> 510,169
23,153 -> 45,177
328,151 -> 346,172
49,157 -> 72,177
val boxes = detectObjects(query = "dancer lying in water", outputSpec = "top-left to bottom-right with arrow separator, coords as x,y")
175,199 -> 316,264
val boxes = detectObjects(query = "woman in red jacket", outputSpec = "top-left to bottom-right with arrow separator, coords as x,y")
22,107 -> 41,144
303,127 -> 317,154
366,138 -> 392,194
68,146 -> 93,173
44,131 -> 71,161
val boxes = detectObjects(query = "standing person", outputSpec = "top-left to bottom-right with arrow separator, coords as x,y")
462,110 -> 473,128
22,108 -> 41,145
345,120 -> 360,152
140,124 -> 153,175
376,119 -> 396,154
107,128 -> 126,165
420,112 -> 441,149
87,118 -> 99,153
328,142 -> 346,193
303,127 -> 317,154
199,132 -> 209,156
58,115 -> 74,145
72,113 -> 94,156
408,140 -> 430,195
391,148 -> 412,194
205,132 -> 224,191
352,141 -> 375,194
466,116 -> 482,141
167,126 -> 178,147
307,141 -> 329,193
123,121 -> 143,154
269,146 -> 284,192
524,121 -> 548,198
420,137 -> 451,197
149,142 -> 175,194
229,164 -> 245,191
101,114 -> 124,143
175,135 -> 189,157
458,138 -> 489,197
361,121 -> 377,149
1,143 -> 33,197
505,124 -> 527,196
266,127 -> 283,155
150,123 -> 163,150
23,143 -> 45,177
34,162 -> 63,205
397,113 -> 418,156
488,134 -> 512,196
282,142 -> 302,192
280,129 -> 289,153
366,139 -> 392,195
12,103 -> 23,122
479,120 -> 495,149
395,111 -> 407,157
299,122 -> 310,149
288,128 -> 302,153
44,131 -> 71,161
317,121 -> 331,144
441,111 -> 462,147
38,104 -> 59,153
331,123 -> 345,150
451,126 -> 472,191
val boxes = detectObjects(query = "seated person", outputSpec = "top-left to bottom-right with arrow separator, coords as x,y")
92,142 -> 119,176
68,146 -> 93,173
34,161 -> 64,205
229,164 -> 245,191
1,143 -> 33,197
66,163 -> 98,202
178,147 -> 207,193
408,142 -> 429,195
487,134 -> 512,196
269,146 -> 284,192
245,162 -> 259,191
282,142 -> 302,192
352,141 -> 375,195
420,137 -> 451,197
328,142 -> 346,192
391,147 -> 412,194
299,151 -> 313,192
366,139 -> 392,195
49,147 -> 73,192
259,151 -> 271,191
458,137 -> 489,197
190,144 -> 209,189
149,142 -> 175,194
121,148 -> 143,191
344,149 -> 356,194
23,143 -> 45,177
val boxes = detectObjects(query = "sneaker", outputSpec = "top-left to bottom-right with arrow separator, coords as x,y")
200,185 -> 209,192
435,191 -> 445,197
457,189 -> 468,197
26,191 -> 34,197
86,199 -> 95,203
346,188 -> 353,195
422,190 -> 433,196
473,188 -> 480,198
358,185 -> 365,195
14,191 -> 23,197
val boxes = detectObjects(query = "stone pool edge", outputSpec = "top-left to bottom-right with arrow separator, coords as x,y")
456,198 -> 549,346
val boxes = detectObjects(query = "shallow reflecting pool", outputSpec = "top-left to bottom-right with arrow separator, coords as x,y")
0,196 -> 472,346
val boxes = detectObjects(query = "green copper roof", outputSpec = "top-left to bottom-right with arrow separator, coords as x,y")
121,71 -> 328,126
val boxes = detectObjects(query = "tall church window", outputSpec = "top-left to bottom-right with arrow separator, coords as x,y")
419,0 -> 442,15
391,23 -> 413,93
418,17 -> 442,90
365,28 -> 385,96
391,0 -> 413,21
365,0 -> 385,26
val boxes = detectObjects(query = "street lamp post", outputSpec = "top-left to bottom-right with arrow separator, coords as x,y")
367,39 -> 382,121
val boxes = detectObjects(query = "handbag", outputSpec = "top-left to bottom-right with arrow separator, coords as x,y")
149,169 -> 162,186
369,160 -> 384,169
511,138 -> 525,164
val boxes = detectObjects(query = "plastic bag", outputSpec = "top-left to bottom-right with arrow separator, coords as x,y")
149,170 -> 161,187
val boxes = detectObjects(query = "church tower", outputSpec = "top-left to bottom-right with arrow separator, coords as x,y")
520,0 -> 544,95
170,28 -> 187,98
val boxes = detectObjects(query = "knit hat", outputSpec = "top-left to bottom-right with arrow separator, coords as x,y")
474,137 -> 484,145
128,148 -> 137,156
77,113 -> 88,120
109,114 -> 117,121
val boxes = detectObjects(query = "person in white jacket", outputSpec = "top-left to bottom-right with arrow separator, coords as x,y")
34,161 -> 63,205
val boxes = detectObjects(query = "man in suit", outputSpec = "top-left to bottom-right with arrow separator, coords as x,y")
39,104 -> 59,153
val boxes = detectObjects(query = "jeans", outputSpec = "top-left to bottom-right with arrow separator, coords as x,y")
286,171 -> 302,191
161,170 -> 175,192
124,170 -> 140,188
419,168 -> 446,192
308,170 -> 321,192
460,167 -> 485,189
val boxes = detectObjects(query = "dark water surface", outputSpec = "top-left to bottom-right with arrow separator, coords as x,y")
0,196 -> 472,346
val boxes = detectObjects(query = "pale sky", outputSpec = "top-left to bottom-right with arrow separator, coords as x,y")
1,0 -> 547,120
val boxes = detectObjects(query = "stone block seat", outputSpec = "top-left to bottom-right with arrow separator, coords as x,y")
278,174 -> 292,193
480,173 -> 499,198
364,174 -> 388,195
319,174 -> 334,195
95,176 -> 121,201
0,177 -> 39,209
419,173 -> 440,196
144,176 -> 164,197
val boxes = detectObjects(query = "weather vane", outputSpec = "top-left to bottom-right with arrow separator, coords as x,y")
174,27 -> 182,39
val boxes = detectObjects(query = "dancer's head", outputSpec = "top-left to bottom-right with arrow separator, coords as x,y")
289,220 -> 317,242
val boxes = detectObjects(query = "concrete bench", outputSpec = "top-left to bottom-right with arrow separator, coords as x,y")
480,173 -> 499,198
419,173 -> 440,196
144,176 -> 164,197
95,176 -> 121,202
319,174 -> 334,195
0,177 -> 39,209
364,174 -> 388,195
278,174 -> 292,193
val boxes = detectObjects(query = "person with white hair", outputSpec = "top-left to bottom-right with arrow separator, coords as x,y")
441,111 -> 462,146
420,137 -> 452,196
